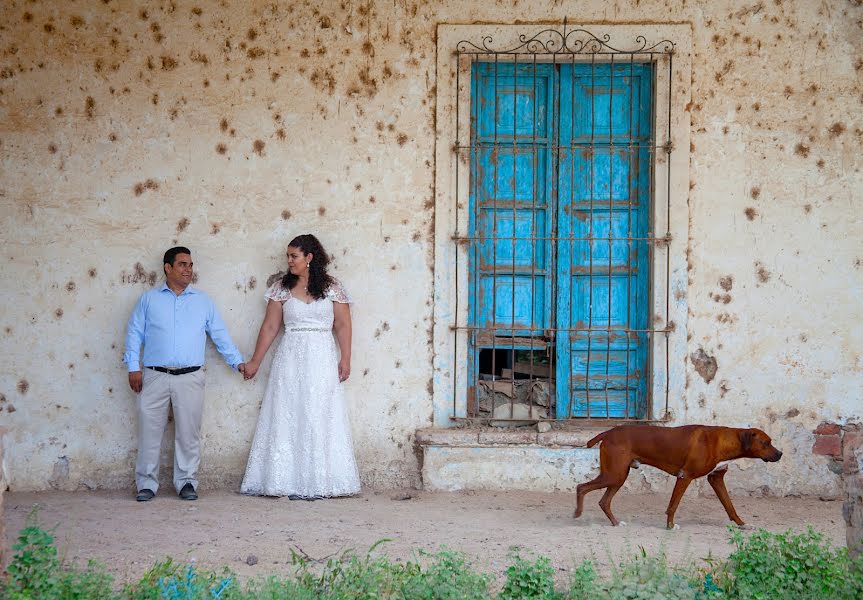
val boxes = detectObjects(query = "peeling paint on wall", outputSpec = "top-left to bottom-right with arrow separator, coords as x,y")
1,0 -> 861,495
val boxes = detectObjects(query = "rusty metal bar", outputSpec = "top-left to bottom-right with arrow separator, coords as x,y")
625,54 -> 634,419
455,325 -> 673,334
646,52 -> 657,420
664,51 -> 673,419
469,54 -> 481,417
453,51 -> 462,420
603,52 -> 615,418
586,51 -> 596,418
508,53 -> 518,420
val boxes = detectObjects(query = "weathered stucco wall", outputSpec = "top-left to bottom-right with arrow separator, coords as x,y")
1,0 -> 861,495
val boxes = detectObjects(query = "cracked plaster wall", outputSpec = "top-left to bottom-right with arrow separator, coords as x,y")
0,0 -> 860,494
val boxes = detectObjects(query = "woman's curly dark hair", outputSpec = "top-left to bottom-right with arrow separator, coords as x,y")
281,234 -> 334,300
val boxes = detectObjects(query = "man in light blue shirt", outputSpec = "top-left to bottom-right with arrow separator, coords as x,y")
124,246 -> 245,502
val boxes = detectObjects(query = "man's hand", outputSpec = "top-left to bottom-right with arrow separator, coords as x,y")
338,358 -> 350,382
238,363 -> 246,378
128,371 -> 143,393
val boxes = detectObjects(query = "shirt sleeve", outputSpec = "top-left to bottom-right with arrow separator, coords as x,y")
123,293 -> 148,372
326,278 -> 353,304
264,279 -> 291,302
205,298 -> 244,370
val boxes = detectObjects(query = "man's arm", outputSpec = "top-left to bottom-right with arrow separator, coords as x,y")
124,294 -> 148,392
206,299 -> 244,370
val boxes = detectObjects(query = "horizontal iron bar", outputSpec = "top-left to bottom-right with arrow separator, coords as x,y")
452,325 -> 671,333
452,234 -> 672,243
448,416 -> 671,424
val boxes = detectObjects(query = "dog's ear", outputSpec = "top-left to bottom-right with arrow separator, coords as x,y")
740,429 -> 755,452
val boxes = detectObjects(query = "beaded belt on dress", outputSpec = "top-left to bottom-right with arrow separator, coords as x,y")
288,327 -> 330,332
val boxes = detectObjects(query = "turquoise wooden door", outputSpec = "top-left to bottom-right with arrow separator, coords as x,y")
469,61 -> 652,419
468,63 -> 554,346
556,63 -> 652,418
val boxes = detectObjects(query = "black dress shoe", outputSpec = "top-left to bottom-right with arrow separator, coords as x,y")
179,482 -> 198,501
136,489 -> 155,502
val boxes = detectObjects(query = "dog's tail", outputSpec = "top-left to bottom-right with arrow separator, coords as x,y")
586,430 -> 611,448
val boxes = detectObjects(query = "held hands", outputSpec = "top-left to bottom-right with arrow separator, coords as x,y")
241,360 -> 260,381
338,358 -> 351,382
128,371 -> 143,393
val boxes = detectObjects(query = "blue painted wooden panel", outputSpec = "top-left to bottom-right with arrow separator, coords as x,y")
469,63 -> 554,339
556,63 -> 652,419
478,208 -> 548,268
476,147 -> 549,202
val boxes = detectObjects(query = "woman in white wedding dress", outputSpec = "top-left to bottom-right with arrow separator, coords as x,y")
240,234 -> 361,499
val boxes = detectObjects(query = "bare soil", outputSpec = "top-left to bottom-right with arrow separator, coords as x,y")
3,488 -> 846,584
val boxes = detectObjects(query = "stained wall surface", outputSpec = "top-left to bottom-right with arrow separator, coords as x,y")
0,0 -> 860,494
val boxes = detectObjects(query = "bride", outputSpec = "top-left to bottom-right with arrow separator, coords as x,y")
239,234 -> 361,499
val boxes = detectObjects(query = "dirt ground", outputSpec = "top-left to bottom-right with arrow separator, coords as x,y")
3,488 -> 847,585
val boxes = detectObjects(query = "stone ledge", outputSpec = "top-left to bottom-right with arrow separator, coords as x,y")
416,426 -> 609,448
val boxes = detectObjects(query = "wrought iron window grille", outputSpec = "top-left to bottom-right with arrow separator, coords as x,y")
449,23 -> 677,424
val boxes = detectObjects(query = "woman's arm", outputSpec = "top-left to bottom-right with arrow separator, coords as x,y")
332,301 -> 352,382
243,300 -> 284,379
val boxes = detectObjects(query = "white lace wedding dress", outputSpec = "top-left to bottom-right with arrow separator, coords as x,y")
240,279 -> 361,498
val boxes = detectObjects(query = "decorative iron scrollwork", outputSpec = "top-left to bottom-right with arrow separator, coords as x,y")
457,26 -> 674,56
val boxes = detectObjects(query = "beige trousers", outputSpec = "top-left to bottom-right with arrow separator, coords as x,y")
135,368 -> 205,494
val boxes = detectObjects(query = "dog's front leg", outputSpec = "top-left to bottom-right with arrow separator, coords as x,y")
665,477 -> 693,529
707,468 -> 745,526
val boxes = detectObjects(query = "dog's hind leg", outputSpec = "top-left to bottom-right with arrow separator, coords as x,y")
574,443 -> 629,521
598,483 -> 625,526
665,476 -> 694,529
574,474 -> 609,519
707,468 -> 745,526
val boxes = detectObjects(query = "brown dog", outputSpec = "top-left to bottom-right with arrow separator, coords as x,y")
574,425 -> 782,528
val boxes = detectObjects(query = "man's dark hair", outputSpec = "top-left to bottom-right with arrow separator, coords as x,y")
163,246 -> 191,271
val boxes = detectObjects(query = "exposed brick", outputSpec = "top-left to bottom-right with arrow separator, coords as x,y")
813,434 -> 842,457
814,422 -> 841,435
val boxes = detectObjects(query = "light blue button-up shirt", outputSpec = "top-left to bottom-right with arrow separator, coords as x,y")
124,283 -> 243,372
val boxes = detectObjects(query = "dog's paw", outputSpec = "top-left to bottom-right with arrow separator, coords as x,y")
617,521 -> 627,527
736,523 -> 754,531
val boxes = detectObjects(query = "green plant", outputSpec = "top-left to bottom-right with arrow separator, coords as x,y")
566,560 -> 599,599
2,511 -> 116,600
498,552 -> 560,600
721,525 -> 863,599
400,549 -> 492,600
596,547 -> 701,600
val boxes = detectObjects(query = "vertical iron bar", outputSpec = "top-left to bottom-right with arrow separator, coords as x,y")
604,53 -> 614,418
567,51 -> 575,419
454,51 -> 461,418
491,54 -> 499,413
510,53 -> 518,418
471,55 -> 481,417
529,54 -> 538,396
624,54 -> 634,419
586,50 -> 596,419
664,51 -> 673,419
646,52 -> 657,420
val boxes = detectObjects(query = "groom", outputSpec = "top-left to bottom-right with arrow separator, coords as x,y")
124,246 -> 245,502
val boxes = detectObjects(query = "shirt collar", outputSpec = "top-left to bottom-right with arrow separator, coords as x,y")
159,282 -> 198,296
